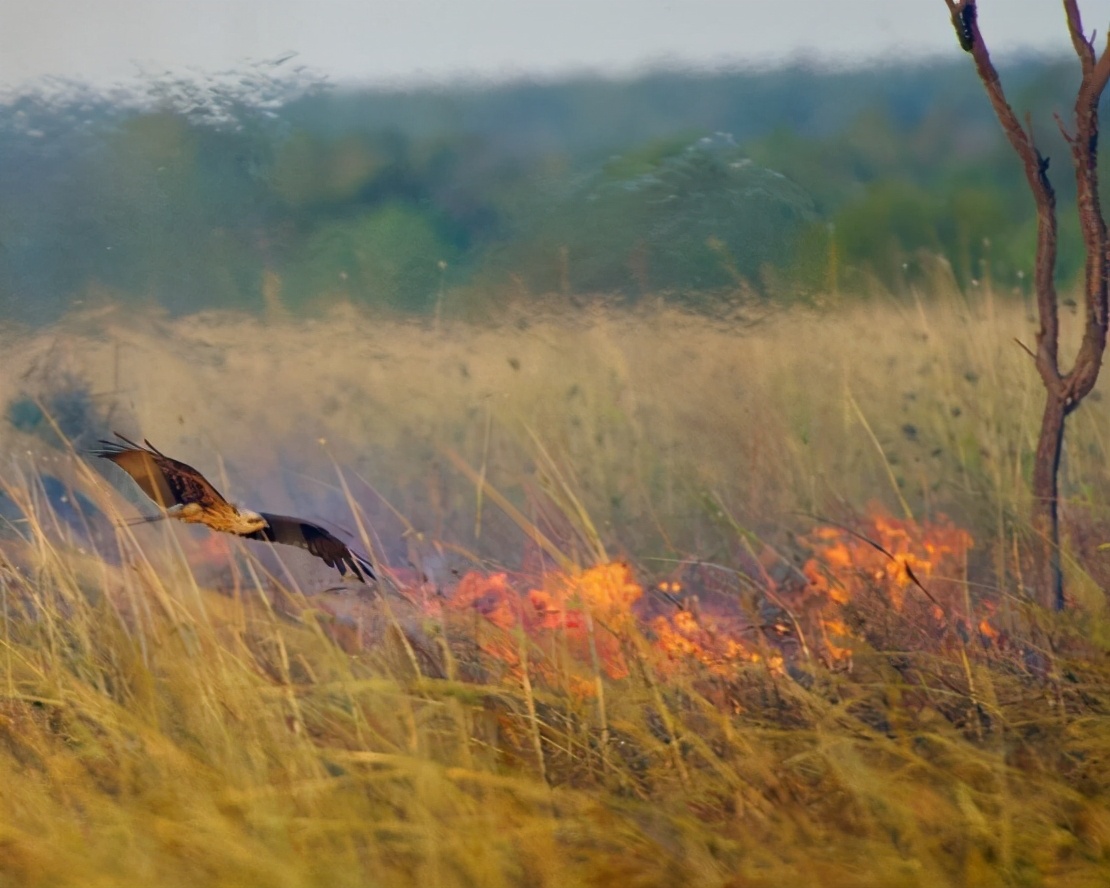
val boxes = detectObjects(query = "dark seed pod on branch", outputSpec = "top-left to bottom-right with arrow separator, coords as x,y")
953,1 -> 976,52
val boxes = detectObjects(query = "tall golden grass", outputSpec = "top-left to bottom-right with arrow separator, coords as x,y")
0,275 -> 1109,885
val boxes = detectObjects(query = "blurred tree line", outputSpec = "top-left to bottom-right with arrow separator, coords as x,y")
0,56 -> 1093,323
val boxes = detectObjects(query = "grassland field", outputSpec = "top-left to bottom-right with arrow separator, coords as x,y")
0,276 -> 1109,887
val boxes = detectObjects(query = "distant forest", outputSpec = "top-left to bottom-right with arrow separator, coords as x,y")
0,55 -> 1094,323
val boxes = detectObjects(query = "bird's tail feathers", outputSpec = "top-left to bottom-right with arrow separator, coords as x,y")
123,514 -> 168,527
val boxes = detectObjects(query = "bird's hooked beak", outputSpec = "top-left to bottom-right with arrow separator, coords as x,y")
239,508 -> 268,533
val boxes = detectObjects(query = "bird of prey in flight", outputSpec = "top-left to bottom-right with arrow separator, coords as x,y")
94,434 -> 375,582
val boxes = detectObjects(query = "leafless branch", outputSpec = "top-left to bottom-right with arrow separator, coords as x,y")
1063,0 -> 1095,69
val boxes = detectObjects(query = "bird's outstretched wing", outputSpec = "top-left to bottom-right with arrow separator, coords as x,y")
93,433 -> 232,511
248,513 -> 376,582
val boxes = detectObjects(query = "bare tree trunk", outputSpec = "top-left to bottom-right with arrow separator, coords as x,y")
944,0 -> 1110,610
1032,392 -> 1067,611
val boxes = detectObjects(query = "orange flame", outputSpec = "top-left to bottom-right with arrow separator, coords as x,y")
795,507 -> 976,664
419,507 -> 984,697
802,509 -> 972,613
443,563 -> 641,692
650,607 -> 782,676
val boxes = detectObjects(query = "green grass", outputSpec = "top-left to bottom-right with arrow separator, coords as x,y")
1,277 -> 1109,886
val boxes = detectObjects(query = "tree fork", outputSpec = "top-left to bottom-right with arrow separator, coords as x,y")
944,0 -> 1110,609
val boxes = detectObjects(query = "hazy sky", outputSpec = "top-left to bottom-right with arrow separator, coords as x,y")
1,1 -> 1108,90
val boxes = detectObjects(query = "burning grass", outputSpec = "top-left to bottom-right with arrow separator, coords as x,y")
1,286 -> 1110,885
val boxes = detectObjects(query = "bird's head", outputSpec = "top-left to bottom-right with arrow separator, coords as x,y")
237,508 -> 269,533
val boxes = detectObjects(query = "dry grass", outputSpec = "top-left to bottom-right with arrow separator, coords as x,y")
0,279 -> 1109,886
